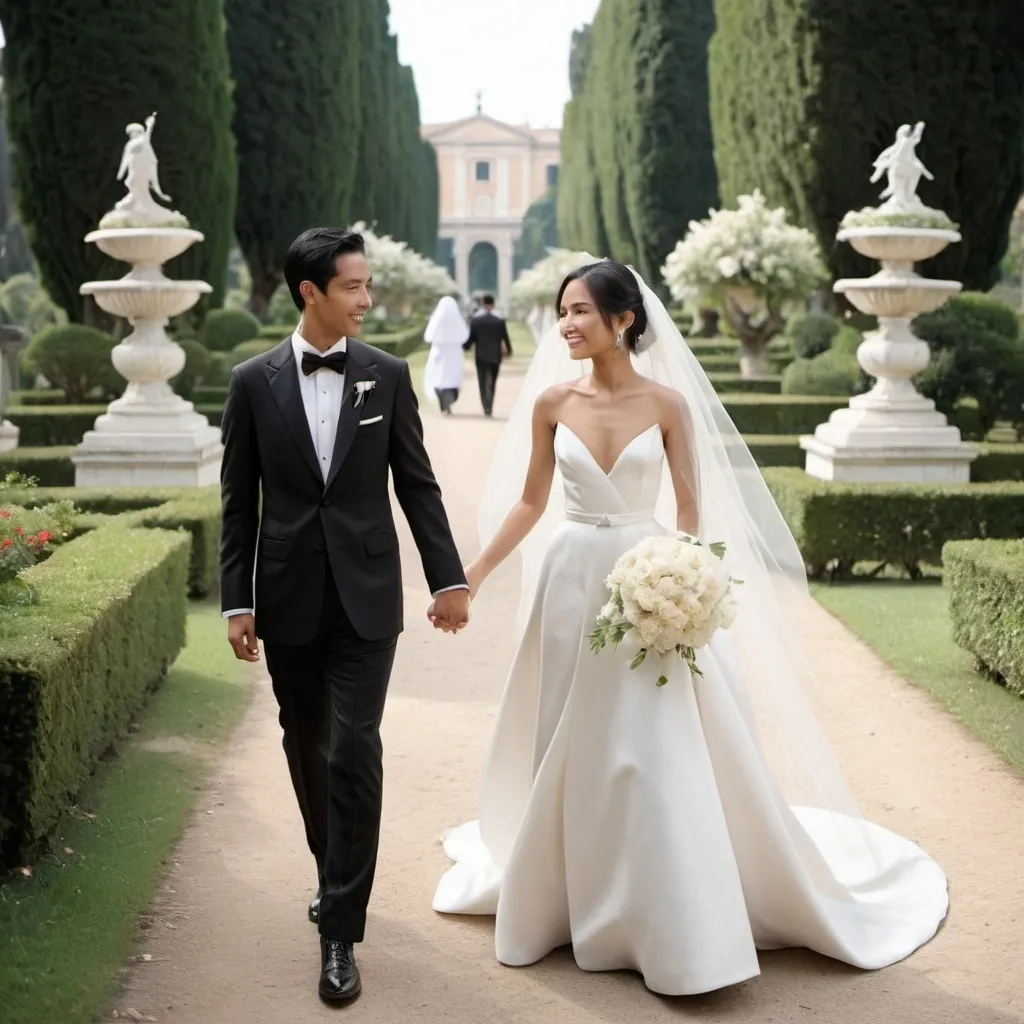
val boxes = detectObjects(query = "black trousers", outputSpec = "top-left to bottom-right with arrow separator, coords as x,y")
476,361 -> 500,416
263,567 -> 397,941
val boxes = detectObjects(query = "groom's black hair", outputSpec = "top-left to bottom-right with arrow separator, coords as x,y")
285,227 -> 366,310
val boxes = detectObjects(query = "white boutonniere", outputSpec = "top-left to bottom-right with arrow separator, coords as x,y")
353,380 -> 377,408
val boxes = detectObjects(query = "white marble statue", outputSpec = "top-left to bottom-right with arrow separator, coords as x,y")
102,112 -> 186,228
870,122 -> 933,213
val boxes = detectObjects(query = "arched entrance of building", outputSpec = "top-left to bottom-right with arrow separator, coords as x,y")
468,241 -> 498,295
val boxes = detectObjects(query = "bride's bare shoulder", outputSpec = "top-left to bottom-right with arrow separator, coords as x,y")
646,380 -> 689,412
535,382 -> 576,416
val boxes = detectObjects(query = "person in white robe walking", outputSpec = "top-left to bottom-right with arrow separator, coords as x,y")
423,295 -> 470,414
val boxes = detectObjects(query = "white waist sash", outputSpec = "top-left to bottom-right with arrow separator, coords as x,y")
563,508 -> 656,527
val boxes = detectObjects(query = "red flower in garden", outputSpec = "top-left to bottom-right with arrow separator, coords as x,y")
14,526 -> 23,536
0,509 -> 9,518
36,531 -> 52,545
1,538 -> 11,550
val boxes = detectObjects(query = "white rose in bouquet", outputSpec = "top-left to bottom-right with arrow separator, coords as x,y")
588,534 -> 742,686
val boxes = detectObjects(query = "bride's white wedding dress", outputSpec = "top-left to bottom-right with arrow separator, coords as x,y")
433,421 -> 948,996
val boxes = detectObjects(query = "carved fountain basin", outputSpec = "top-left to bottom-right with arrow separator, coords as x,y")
85,227 -> 205,266
836,226 -> 961,264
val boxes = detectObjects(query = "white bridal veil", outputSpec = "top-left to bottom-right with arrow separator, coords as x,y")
477,257 -> 894,870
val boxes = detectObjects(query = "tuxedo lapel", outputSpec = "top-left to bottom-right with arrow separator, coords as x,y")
324,347 -> 376,493
266,338 -> 323,484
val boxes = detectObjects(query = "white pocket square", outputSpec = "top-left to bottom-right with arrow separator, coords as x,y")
359,415 -> 383,426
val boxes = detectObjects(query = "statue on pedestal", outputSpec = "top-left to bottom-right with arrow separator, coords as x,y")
100,112 -> 188,229
871,122 -> 934,214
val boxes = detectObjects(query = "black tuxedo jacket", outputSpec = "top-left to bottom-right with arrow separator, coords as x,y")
219,336 -> 466,644
464,312 -> 512,365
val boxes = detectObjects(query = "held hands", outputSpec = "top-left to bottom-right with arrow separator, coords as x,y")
427,587 -> 471,635
227,613 -> 260,663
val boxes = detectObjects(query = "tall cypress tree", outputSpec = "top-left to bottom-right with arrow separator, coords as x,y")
350,2 -> 386,225
587,0 -> 639,266
556,0 -> 718,278
0,0 -> 236,322
556,26 -> 611,257
623,0 -> 719,284
417,139 -> 440,258
709,0 -> 1024,289
226,0 -> 361,316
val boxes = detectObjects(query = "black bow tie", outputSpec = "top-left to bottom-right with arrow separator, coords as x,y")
301,350 -> 347,376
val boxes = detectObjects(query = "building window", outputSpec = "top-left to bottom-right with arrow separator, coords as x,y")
546,163 -> 559,187
475,160 -> 491,182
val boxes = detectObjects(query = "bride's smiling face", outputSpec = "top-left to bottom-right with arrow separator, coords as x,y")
559,279 -> 625,361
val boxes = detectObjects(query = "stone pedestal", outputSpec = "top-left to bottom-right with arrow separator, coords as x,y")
73,390 -> 222,487
0,326 -> 27,453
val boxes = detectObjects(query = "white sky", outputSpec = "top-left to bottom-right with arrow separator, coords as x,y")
389,0 -> 600,128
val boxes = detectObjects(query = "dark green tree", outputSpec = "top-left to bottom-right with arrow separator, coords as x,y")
226,0 -> 361,316
350,1 -> 386,226
709,0 -> 1024,289
556,0 -> 719,279
556,25 -> 611,257
622,0 -> 719,284
416,139 -> 441,257
0,0 -> 237,323
0,78 -> 33,280
515,187 -> 559,274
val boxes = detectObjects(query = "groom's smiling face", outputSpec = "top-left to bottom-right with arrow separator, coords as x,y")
313,252 -> 373,339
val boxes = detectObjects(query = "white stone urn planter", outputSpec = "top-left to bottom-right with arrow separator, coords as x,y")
800,122 -> 976,484
73,115 -> 222,487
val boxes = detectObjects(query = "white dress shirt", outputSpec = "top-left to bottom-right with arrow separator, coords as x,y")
223,331 -> 466,618
293,331 -> 348,479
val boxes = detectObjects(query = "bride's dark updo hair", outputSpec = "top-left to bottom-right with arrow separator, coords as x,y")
555,260 -> 649,352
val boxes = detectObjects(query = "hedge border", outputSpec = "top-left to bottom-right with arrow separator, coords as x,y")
8,484 -> 221,597
763,467 -> 1024,578
944,539 -> 1024,696
0,526 -> 190,868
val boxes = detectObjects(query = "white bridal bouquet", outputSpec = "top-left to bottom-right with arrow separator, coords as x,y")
588,534 -> 742,686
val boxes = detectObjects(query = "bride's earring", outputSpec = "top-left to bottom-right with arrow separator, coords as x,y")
615,330 -> 625,350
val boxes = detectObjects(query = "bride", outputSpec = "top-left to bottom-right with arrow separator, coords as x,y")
430,259 -> 948,996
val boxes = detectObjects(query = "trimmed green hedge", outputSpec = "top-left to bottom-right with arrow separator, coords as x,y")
10,485 -> 221,596
763,467 -> 1024,578
0,446 -> 76,486
8,389 -> 67,406
126,493 -> 221,598
709,373 -> 782,395
720,395 -> 849,434
0,526 -> 190,868
6,406 -> 105,446
944,539 -> 1024,696
195,384 -> 229,403
7,405 -> 225,445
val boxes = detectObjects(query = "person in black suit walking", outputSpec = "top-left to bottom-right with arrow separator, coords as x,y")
463,293 -> 512,417
219,227 -> 470,1004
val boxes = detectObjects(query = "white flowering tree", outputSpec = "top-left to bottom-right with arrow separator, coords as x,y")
661,191 -> 828,376
351,221 -> 456,321
509,248 -> 596,342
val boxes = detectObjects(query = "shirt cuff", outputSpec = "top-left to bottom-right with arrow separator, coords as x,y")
222,608 -> 254,618
431,585 -> 469,596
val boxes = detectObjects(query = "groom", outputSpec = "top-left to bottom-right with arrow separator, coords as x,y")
219,227 -> 470,1003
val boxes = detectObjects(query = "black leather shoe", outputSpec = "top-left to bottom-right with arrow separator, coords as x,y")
319,937 -> 361,1003
308,884 -> 323,925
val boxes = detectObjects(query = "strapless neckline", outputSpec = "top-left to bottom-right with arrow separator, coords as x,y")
555,421 -> 662,478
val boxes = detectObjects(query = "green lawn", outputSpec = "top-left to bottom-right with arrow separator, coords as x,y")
812,579 -> 1024,775
0,603 -> 251,1024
